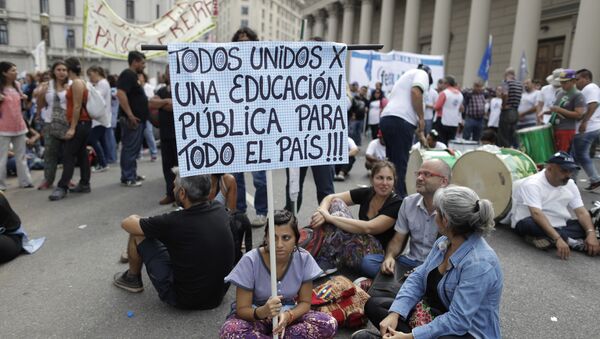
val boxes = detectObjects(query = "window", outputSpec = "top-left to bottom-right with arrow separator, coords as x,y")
0,0 -> 6,9
66,28 -> 75,49
156,5 -> 160,19
241,19 -> 248,28
65,0 -> 75,17
241,6 -> 248,15
39,0 -> 49,13
126,0 -> 135,20
0,21 -> 7,45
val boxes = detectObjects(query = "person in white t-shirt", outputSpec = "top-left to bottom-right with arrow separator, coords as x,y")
424,86 -> 438,135
379,65 -> 432,196
517,79 -> 539,129
511,152 -> 599,259
536,68 -> 562,124
487,86 -> 503,130
365,130 -> 386,170
433,75 -> 464,145
573,68 -> 600,191
410,129 -> 447,150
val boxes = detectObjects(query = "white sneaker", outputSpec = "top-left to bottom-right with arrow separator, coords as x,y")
251,214 -> 267,227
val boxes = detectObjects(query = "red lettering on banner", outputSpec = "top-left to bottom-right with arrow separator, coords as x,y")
169,21 -> 184,39
95,26 -> 115,49
180,11 -> 193,30
93,3 -> 107,18
157,34 -> 168,45
193,0 -> 212,19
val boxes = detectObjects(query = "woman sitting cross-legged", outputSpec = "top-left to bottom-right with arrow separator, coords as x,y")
219,209 -> 337,339
309,160 -> 402,277
353,185 -> 503,339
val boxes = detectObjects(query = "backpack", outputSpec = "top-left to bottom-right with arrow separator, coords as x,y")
311,275 -> 370,329
85,82 -> 106,120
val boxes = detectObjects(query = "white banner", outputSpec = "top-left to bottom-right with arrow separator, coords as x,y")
31,41 -> 47,72
168,41 -> 348,177
349,50 -> 445,93
83,0 -> 215,59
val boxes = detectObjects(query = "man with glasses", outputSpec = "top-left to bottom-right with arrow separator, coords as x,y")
363,159 -> 451,312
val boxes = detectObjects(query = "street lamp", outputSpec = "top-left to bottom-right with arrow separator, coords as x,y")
40,12 -> 50,46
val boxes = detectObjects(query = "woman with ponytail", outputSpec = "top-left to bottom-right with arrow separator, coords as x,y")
361,185 -> 503,339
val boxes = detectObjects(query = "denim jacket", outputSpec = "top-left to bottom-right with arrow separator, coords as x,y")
389,234 -> 503,339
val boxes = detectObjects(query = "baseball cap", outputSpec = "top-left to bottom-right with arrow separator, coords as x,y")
546,151 -> 580,170
559,69 -> 576,82
417,64 -> 433,86
546,68 -> 563,86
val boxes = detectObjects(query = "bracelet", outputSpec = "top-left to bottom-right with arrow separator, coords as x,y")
586,229 -> 595,233
553,235 -> 562,242
253,307 -> 262,321
284,310 -> 294,323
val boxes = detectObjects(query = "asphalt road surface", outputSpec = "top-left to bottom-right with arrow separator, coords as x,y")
1,150 -> 599,338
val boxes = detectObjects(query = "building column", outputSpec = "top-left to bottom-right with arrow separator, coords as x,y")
509,0 -> 542,77
570,0 -> 600,79
430,0 -> 453,57
358,0 -> 374,44
341,0 -> 356,44
326,3 -> 340,42
462,0 -> 491,86
313,10 -> 326,39
304,15 -> 314,40
402,0 -> 420,53
378,0 -> 396,52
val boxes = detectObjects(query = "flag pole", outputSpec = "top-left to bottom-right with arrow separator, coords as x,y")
266,170 -> 279,339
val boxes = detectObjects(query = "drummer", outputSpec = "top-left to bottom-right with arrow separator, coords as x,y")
510,152 -> 600,259
410,129 -> 447,150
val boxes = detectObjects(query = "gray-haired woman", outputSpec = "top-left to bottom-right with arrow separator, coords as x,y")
358,185 -> 503,339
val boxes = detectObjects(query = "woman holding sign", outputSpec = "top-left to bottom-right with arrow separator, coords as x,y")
309,161 -> 401,277
219,209 -> 337,338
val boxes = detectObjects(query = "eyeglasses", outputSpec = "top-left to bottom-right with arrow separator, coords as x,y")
415,170 -> 446,179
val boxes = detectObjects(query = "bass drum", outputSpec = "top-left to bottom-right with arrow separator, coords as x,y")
448,139 -> 480,154
406,149 -> 461,195
517,124 -> 555,165
451,148 -> 537,219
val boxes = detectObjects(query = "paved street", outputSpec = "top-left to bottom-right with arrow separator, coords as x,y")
1,150 -> 599,338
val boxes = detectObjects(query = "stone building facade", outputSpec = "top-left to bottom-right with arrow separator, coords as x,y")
301,0 -> 600,87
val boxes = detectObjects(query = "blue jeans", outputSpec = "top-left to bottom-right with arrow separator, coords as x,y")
349,119 -> 364,146
88,126 -> 107,167
462,118 -> 484,141
104,127 -> 118,164
120,118 -> 145,182
234,171 -> 268,215
573,130 -> 600,183
142,120 -> 157,156
284,165 -> 334,213
514,217 -> 587,241
380,116 -> 415,197
360,254 -> 422,279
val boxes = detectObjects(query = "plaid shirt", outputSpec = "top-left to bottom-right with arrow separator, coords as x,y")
462,90 -> 487,119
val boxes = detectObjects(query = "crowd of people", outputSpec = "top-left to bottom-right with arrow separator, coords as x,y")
2,25 -> 600,338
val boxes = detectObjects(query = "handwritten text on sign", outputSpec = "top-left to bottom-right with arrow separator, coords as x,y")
168,42 -> 348,177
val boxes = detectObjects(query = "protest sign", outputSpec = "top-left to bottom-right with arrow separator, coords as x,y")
168,41 -> 348,177
84,0 -> 215,59
349,50 -> 444,93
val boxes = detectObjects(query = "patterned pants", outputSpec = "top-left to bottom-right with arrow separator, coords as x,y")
316,198 -> 384,270
219,310 -> 337,339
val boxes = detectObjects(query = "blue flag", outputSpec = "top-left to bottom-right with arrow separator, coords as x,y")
477,35 -> 492,81
518,50 -> 528,81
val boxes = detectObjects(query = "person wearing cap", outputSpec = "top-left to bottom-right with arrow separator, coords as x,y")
365,130 -> 387,171
536,68 -> 562,124
573,68 -> 600,191
510,151 -> 600,259
548,69 -> 586,152
410,129 -> 447,150
379,65 -> 431,197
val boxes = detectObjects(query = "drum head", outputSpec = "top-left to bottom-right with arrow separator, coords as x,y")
406,150 -> 424,195
451,150 -> 512,219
